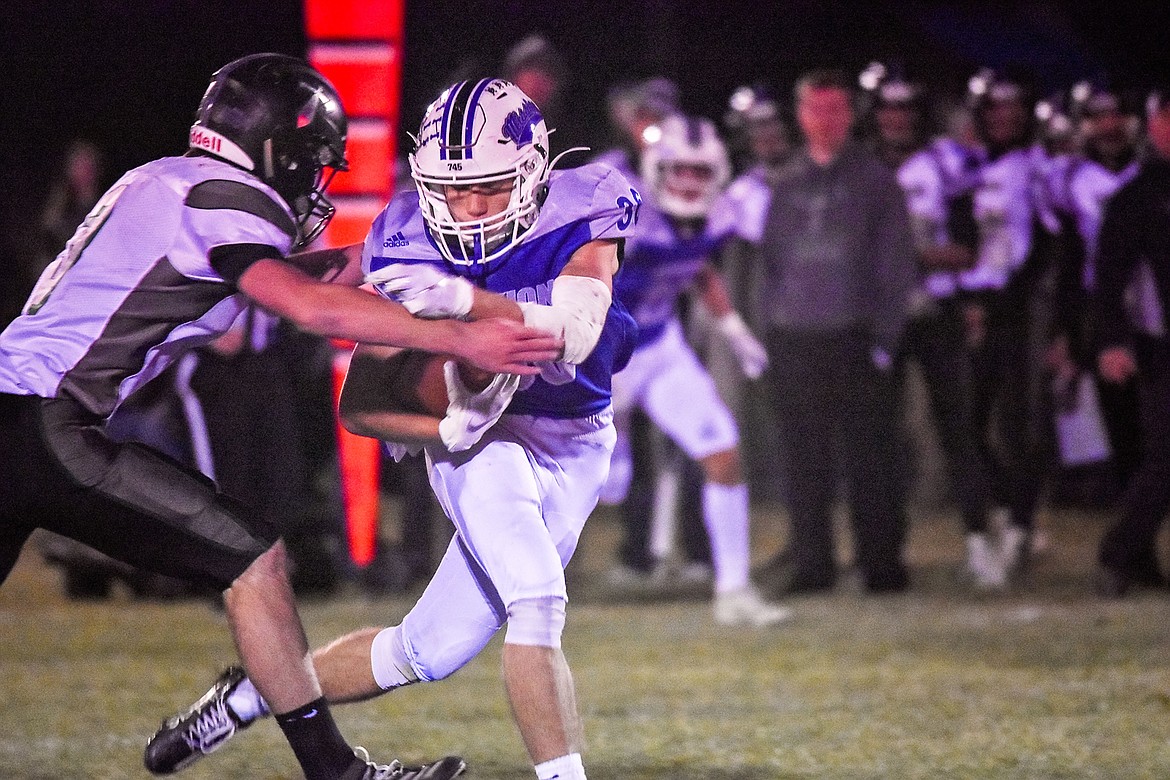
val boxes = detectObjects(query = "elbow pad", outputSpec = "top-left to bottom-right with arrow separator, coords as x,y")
519,275 -> 611,364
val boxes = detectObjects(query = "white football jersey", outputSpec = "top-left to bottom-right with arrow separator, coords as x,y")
0,155 -> 297,417
959,147 -> 1039,292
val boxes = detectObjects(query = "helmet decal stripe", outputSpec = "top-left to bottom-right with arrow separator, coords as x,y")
439,80 -> 468,161
462,79 -> 494,158
443,80 -> 476,161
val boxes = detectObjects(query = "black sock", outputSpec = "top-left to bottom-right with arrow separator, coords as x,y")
274,697 -> 360,780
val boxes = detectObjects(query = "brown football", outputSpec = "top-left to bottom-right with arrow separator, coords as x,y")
345,347 -> 491,419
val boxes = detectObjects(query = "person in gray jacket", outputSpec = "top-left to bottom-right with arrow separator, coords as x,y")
755,68 -> 917,594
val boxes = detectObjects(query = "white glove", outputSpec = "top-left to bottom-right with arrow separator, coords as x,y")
365,263 -> 473,320
437,361 -> 520,452
717,312 -> 768,379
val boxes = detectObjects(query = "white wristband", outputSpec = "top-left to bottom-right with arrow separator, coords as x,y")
717,311 -> 751,339
518,275 -> 611,364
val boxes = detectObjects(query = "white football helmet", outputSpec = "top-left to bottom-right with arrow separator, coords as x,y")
640,114 -> 730,220
409,78 -> 552,268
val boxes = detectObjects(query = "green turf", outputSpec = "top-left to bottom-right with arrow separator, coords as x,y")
1,504 -> 1167,779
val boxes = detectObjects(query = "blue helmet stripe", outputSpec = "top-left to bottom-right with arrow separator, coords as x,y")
440,80 -> 468,161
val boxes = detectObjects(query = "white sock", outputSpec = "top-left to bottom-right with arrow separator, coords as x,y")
226,677 -> 269,723
702,482 -> 751,593
534,752 -> 586,780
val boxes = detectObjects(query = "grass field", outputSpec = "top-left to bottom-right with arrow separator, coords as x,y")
1,502 -> 1168,779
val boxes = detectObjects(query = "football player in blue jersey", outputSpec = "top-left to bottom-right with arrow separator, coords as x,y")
148,77 -> 640,780
598,113 -> 791,627
0,54 -> 565,780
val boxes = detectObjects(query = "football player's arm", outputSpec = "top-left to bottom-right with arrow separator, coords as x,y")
235,258 -> 558,374
282,242 -> 364,283
512,238 -> 619,364
694,261 -> 769,379
338,344 -> 442,447
692,262 -> 734,318
463,238 -> 618,322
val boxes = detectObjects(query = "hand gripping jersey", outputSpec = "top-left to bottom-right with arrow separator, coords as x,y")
363,161 -> 639,418
0,156 -> 296,418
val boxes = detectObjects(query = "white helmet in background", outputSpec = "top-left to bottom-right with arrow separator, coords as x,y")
408,78 -> 551,268
640,114 -> 730,220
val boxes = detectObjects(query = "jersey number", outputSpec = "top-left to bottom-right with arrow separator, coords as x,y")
24,182 -> 128,315
616,187 -> 642,230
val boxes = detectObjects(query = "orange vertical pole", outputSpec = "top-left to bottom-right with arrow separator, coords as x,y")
305,0 -> 404,567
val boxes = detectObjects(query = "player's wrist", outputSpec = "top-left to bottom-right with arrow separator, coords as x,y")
716,311 -> 750,339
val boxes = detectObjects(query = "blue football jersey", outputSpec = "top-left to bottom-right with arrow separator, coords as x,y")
363,162 -> 640,419
614,187 -> 723,347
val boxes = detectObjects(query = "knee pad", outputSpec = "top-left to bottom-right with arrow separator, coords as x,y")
504,595 -> 567,648
370,625 -> 420,690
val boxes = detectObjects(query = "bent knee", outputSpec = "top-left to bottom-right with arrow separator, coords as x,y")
504,595 -> 567,648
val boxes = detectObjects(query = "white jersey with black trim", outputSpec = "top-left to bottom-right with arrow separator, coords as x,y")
959,146 -> 1039,292
896,139 -> 982,300
0,155 -> 297,418
1062,156 -> 1139,289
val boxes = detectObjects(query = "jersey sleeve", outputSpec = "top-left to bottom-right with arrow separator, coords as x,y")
579,163 -> 642,242
361,190 -> 437,298
707,174 -> 771,244
178,178 -> 297,282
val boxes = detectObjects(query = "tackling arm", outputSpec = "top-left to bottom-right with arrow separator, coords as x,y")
237,257 -> 559,374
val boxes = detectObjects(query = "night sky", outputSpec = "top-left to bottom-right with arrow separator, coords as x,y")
1,0 -> 1168,286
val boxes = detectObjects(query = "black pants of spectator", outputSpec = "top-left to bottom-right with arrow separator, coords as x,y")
898,303 -> 992,535
969,312 -> 1054,531
1095,373 -> 1143,496
1098,335 -> 1170,577
764,328 -> 909,592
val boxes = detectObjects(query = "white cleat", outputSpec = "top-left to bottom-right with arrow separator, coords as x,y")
999,524 -> 1029,575
965,532 -> 1007,590
713,586 -> 793,627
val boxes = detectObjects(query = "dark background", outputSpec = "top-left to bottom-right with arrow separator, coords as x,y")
1,0 -> 1168,278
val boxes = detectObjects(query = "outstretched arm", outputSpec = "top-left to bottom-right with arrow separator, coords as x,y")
693,262 -> 768,379
237,255 -> 559,374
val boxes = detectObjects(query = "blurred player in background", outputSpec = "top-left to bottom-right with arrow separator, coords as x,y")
860,64 -> 1005,590
148,76 -> 639,780
600,113 -> 791,627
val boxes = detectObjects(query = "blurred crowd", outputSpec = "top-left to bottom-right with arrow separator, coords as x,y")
10,34 -> 1168,605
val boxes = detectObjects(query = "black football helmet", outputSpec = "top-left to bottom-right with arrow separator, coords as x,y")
189,53 -> 349,247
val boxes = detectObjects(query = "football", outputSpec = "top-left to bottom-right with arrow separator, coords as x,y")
345,346 -> 492,418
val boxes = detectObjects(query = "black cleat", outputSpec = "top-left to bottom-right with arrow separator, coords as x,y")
144,666 -> 250,775
343,749 -> 468,780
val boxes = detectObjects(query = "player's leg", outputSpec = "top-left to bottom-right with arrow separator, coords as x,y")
640,330 -> 790,626
24,391 -> 465,780
429,414 -> 614,778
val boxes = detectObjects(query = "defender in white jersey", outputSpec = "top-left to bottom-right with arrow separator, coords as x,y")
151,78 -> 637,780
0,54 -> 561,780
602,114 -> 790,627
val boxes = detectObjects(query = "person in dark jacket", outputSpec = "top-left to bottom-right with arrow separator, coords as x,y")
754,68 -> 917,594
1092,87 -> 1170,596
